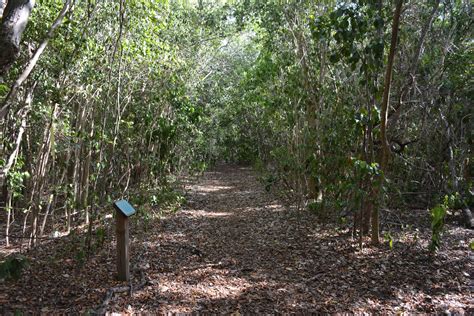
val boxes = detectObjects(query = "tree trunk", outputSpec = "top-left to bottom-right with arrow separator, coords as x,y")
0,0 -> 34,75
0,0 -> 72,121
39,192 -> 54,237
372,0 -> 403,245
0,0 -> 7,18
5,190 -> 12,246
81,135 -> 92,224
29,104 -> 57,247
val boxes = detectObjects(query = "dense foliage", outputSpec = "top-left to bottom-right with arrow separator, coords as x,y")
0,0 -> 472,248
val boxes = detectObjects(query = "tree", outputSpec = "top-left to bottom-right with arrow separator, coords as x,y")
0,0 -> 35,75
373,0 -> 403,245
0,0 -> 471,252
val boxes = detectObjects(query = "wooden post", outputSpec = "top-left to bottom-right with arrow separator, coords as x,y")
116,211 -> 130,281
113,199 -> 136,282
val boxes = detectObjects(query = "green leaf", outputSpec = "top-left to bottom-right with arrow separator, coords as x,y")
429,204 -> 447,252
0,84 -> 9,94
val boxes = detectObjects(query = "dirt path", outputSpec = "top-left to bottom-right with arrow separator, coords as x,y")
1,165 -> 472,313
111,165 -> 473,313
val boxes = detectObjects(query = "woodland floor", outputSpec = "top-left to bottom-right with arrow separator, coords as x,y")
0,165 -> 473,314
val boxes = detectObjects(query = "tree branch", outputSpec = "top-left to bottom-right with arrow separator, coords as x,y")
0,0 -> 72,121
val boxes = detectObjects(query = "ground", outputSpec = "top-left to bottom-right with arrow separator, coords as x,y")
0,165 -> 473,314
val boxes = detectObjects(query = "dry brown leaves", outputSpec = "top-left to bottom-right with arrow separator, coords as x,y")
0,165 -> 472,314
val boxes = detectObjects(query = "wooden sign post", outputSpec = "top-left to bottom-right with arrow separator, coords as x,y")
113,200 -> 136,281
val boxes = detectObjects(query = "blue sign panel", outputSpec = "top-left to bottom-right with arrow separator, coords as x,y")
113,200 -> 136,217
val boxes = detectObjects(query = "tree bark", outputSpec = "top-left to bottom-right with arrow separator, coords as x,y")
0,0 -> 7,18
372,0 -> 403,245
0,0 -> 35,75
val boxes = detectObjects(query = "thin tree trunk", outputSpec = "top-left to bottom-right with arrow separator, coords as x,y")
5,191 -> 12,246
2,81 -> 34,245
39,192 -> 54,237
82,144 -> 91,224
20,207 -> 28,251
30,104 -> 57,247
372,0 -> 403,245
65,147 -> 73,233
72,104 -> 86,223
441,111 -> 458,192
81,117 -> 94,225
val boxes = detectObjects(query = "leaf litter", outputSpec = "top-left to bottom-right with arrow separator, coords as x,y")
0,165 -> 472,314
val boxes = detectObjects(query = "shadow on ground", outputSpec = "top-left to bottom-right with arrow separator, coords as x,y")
117,165 -> 473,314
0,165 -> 472,314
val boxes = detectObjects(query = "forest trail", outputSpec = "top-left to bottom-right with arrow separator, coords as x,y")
1,165 -> 472,314
109,165 -> 472,313
1,0 -> 472,314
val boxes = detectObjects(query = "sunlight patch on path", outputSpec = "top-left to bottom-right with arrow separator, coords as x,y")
264,203 -> 285,210
181,210 -> 231,218
190,185 -> 234,193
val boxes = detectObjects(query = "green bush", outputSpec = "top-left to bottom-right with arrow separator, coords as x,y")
0,256 -> 29,281
429,202 -> 447,252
